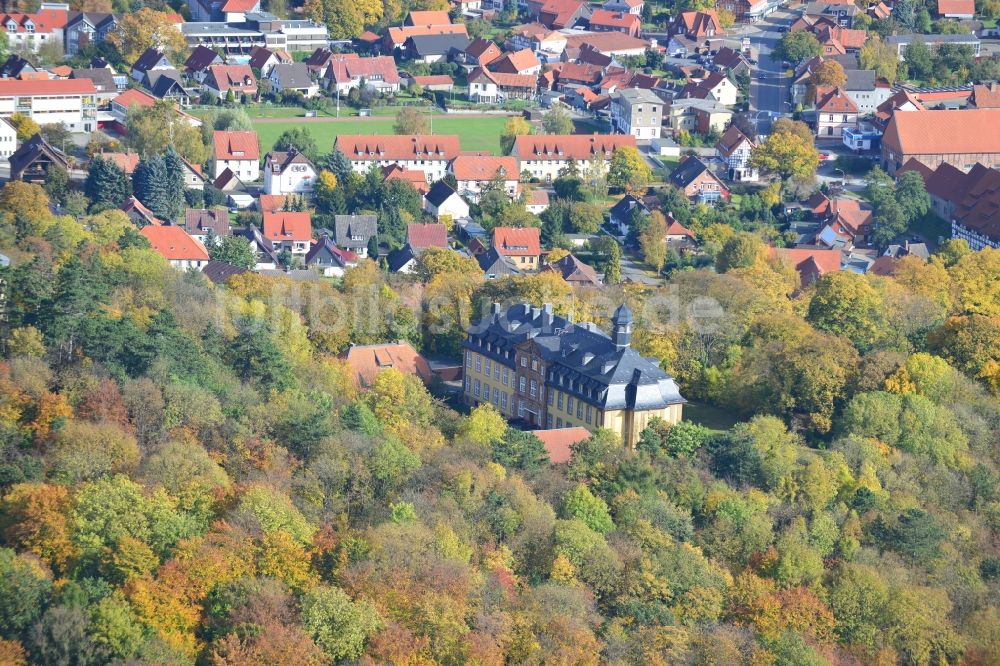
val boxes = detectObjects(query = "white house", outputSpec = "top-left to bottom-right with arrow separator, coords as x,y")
335,135 -> 460,182
140,225 -> 210,269
512,134 -> 637,183
602,0 -> 643,14
425,181 -> 470,220
1,7 -> 68,54
448,155 -> 519,202
0,118 -> 18,158
325,56 -> 401,94
263,149 -> 317,196
715,124 -> 758,182
0,78 -> 98,133
263,211 -> 312,257
213,130 -> 259,181
610,88 -> 663,139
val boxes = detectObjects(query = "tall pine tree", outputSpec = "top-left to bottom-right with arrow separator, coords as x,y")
84,157 -> 131,210
162,146 -> 187,221
132,156 -> 170,221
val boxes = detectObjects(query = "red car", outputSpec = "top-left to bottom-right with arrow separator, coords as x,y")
818,153 -> 831,161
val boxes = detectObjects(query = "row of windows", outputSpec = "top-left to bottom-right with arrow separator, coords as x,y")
548,389 -> 594,424
468,352 -> 512,386
465,377 -> 509,411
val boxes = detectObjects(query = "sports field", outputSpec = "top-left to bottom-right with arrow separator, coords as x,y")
252,115 -> 511,155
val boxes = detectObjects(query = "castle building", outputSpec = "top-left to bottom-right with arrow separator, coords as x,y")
463,302 -> 685,447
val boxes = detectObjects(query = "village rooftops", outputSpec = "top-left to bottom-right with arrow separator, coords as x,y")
883,108 -> 1000,155
213,130 -> 260,161
513,134 -> 637,160
336,135 -> 461,161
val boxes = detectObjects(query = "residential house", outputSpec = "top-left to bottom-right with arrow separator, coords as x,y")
712,46 -> 753,77
553,62 -> 604,90
668,156 -> 731,203
408,75 -> 454,92
717,0 -> 782,22
716,124 -> 758,181
815,197 -> 873,248
562,32 -> 649,59
513,134 -> 637,182
0,78 -> 97,132
332,214 -> 378,257
587,9 -> 641,37
816,26 -> 867,55
69,68 -> 118,103
668,9 -> 720,54
385,23 -> 468,52
213,130 -> 260,180
147,69 -> 190,106
344,341 -> 432,387
403,34 -> 471,63
886,33 -> 981,59
492,49 -> 542,76
493,226 -> 542,271
917,161 -> 991,220
325,56 -> 401,94
203,64 -> 257,100
677,71 -> 739,107
449,155 -> 519,202
842,69 -> 892,113
235,225 -> 279,269
335,135 -> 461,182
405,10 -> 452,25
304,48 -> 337,78
64,11 -> 118,56
610,88 -> 663,139
665,215 -> 696,246
463,303 -> 684,444
770,247 -> 842,286
407,223 -> 448,251
268,62 -> 318,97
477,247 -> 521,278
121,196 -> 163,227
464,38 -> 503,66
544,253 -> 601,286
141,225 -> 210,269
219,0 -> 261,22
263,149 -> 317,196
816,86 -> 858,138
262,211 -> 312,257
525,188 -> 550,214
508,22 -> 567,56
183,207 -> 230,244
804,1 -> 858,27
131,48 -> 172,82
0,8 -> 68,54
382,164 -> 430,194
0,118 -> 17,158
184,46 -> 224,82
108,88 -> 202,128
305,237 -> 357,276
425,181 -> 470,220
665,97 -> 733,135
609,193 -> 650,236
937,0 -> 975,19
971,82 -> 1000,108
247,45 -> 290,76
8,133 -> 68,183
950,167 -> 1000,249
528,0 -> 592,29
881,108 -> 1000,175
602,0 -> 643,14
0,55 -> 35,79
202,260 -> 250,283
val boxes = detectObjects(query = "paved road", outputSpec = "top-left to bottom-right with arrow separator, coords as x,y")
749,11 -> 796,135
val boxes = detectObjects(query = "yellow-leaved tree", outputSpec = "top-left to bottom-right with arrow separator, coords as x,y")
109,9 -> 188,65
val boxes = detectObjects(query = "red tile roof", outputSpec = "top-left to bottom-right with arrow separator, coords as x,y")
258,194 -> 287,212
533,427 -> 591,464
412,74 -> 453,86
382,164 -> 429,192
262,211 -> 312,242
937,0 -> 974,14
221,0 -> 258,11
102,152 -> 140,174
328,56 -> 400,85
205,64 -> 257,93
465,38 -> 502,65
344,342 -> 433,386
816,86 -> 858,113
213,130 -> 259,161
141,225 -> 210,261
952,167 -> 1000,243
112,88 -> 157,109
0,9 -> 68,33
770,247 -> 842,285
677,9 -> 720,37
514,134 -> 637,160
665,218 -> 694,238
406,223 -> 448,249
492,48 -> 541,74
468,67 -> 537,89
972,82 -> 1000,108
589,9 -> 641,30
0,78 -> 95,96
407,10 -> 452,25
386,23 -> 467,47
337,135 -> 461,161
450,155 -> 518,181
883,109 -> 1000,157
494,226 -> 541,257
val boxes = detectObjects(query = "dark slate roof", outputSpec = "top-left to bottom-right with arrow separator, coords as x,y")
332,214 -> 377,250
466,302 -> 684,411
426,180 -> 459,207
202,260 -> 249,283
844,68 -> 875,91
133,48 -> 170,73
387,244 -> 417,272
405,33 -> 471,56
149,70 -> 187,98
477,247 -> 520,277
184,208 -> 230,236
669,156 -> 713,188
235,225 -> 280,263
305,236 -> 353,266
0,54 -> 34,78
185,45 -> 222,72
70,67 -> 116,92
67,11 -> 118,30
271,62 -> 312,89
609,193 -> 649,222
9,134 -> 69,178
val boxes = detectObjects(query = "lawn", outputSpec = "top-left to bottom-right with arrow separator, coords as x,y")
683,402 -> 740,434
252,115 -> 511,154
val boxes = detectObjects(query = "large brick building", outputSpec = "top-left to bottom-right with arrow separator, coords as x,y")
463,303 -> 685,448
881,108 -> 1000,176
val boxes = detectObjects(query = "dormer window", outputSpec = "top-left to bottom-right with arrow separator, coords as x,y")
232,150 -> 244,157
6,21 -> 15,32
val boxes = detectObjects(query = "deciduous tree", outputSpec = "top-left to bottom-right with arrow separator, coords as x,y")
108,9 -> 188,64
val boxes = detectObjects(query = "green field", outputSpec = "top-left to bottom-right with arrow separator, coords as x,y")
253,115 -> 511,154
